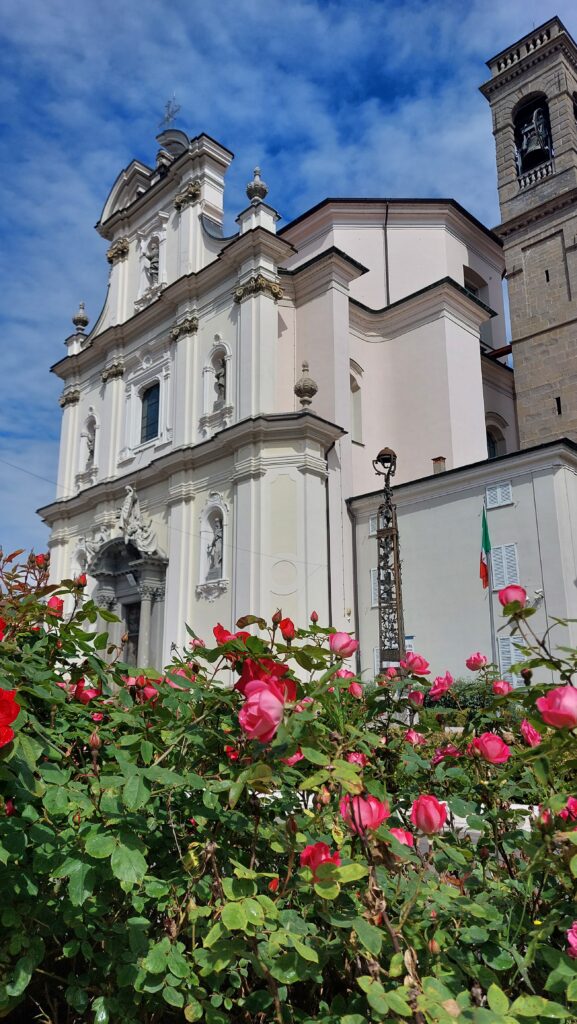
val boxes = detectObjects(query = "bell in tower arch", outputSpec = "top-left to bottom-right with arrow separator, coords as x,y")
514,97 -> 553,175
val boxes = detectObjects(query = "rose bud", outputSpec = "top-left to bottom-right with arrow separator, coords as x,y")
428,939 -> 441,955
310,610 -> 319,624
329,632 -> 359,659
89,730 -> 102,750
279,617 -> 296,642
272,609 -> 282,626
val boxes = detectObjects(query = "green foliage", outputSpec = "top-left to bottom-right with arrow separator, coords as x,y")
0,550 -> 576,1022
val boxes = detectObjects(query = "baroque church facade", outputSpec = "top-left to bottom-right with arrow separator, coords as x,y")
39,17 -> 577,679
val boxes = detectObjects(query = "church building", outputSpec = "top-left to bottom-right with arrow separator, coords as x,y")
39,17 -> 577,681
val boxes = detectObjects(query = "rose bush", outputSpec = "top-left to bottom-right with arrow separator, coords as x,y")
0,552 -> 576,1022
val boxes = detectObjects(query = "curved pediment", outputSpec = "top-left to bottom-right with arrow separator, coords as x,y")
98,160 -> 153,228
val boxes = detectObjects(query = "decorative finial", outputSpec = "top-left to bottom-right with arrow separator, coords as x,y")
246,166 -> 269,205
294,361 -> 318,408
159,95 -> 181,130
72,302 -> 89,334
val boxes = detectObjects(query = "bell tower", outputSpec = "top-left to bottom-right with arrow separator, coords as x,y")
481,17 -> 577,447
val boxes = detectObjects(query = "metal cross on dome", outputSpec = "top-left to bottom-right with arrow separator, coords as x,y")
159,96 -> 181,130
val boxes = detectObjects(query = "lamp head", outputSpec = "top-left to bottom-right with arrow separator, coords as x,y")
373,447 -> 397,478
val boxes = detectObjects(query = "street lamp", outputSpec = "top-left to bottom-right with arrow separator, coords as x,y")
373,447 -> 405,671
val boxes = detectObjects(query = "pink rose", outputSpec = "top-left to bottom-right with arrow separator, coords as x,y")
429,671 -> 453,701
431,744 -> 462,767
346,751 -> 368,767
567,922 -> 577,959
294,696 -> 314,713
492,679 -> 513,696
408,690 -> 424,706
400,652 -> 430,675
329,632 -> 359,658
91,712 -> 104,722
389,827 -> 414,847
410,794 -> 447,834
536,686 -> 577,729
404,729 -> 426,746
300,842 -> 341,880
4,798 -> 15,816
335,668 -> 355,679
385,667 -> 398,679
348,682 -> 363,699
471,732 -> 511,764
537,806 -> 553,827
238,678 -> 285,742
46,595 -> 64,617
279,617 -> 296,641
340,794 -> 390,834
520,719 -> 542,747
498,585 -> 527,608
281,749 -> 304,767
559,797 -> 577,822
466,652 -> 487,671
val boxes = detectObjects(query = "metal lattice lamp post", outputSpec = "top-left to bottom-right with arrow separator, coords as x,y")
372,447 -> 405,672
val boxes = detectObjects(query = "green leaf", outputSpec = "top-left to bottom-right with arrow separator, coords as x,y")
122,774 -> 150,810
290,936 -> 319,963
110,840 -> 147,884
68,860 -> 95,906
222,876 -> 256,900
301,746 -> 330,766
567,977 -> 577,1001
384,989 -> 412,1017
163,985 -> 184,1008
487,984 -> 509,1014
314,880 -> 340,900
142,939 -> 170,974
299,769 -> 329,790
184,998 -> 204,1021
221,902 -> 247,931
85,832 -> 116,859
5,955 -> 34,997
354,918 -> 382,956
335,863 -> 369,883
510,995 -> 570,1018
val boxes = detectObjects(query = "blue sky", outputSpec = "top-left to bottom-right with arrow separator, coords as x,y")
0,0 -> 575,556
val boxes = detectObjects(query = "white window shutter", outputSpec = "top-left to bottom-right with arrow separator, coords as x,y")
486,484 -> 500,509
369,514 -> 377,536
486,481 -> 513,509
498,635 -> 523,682
373,647 -> 380,677
370,568 -> 379,607
491,545 -> 506,589
504,543 -> 519,584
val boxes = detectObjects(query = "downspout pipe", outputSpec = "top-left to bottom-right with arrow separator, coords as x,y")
324,440 -> 336,627
383,201 -> 390,307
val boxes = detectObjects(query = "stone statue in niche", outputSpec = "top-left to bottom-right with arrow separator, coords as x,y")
145,238 -> 159,286
214,356 -> 226,407
85,418 -> 96,468
118,485 -> 157,555
206,516 -> 223,579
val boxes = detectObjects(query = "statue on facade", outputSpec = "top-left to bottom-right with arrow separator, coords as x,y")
214,357 -> 226,406
145,239 -> 160,286
206,517 -> 223,579
118,486 -> 157,555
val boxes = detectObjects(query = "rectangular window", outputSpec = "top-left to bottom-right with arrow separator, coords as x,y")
491,543 -> 519,590
497,635 -> 523,683
370,568 -> 379,608
486,481 -> 513,509
140,382 -> 160,444
369,512 -> 385,536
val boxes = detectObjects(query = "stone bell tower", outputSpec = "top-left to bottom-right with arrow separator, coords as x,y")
481,17 -> 577,447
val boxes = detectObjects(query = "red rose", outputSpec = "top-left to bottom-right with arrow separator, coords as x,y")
46,596 -> 64,617
0,617 -> 5,642
348,682 -> 363,699
492,679 -> 512,696
224,745 -> 239,761
4,798 -> 15,816
389,827 -> 414,847
559,797 -> 577,822
339,794 -> 390,834
238,679 -> 286,742
520,719 -> 541,747
536,686 -> 577,729
410,794 -> 447,834
279,618 -> 296,641
268,876 -> 280,892
400,652 -> 430,675
329,632 -> 359,658
498,585 -> 527,608
0,725 -> 15,748
471,732 -> 511,764
300,841 -> 341,880
466,652 -> 487,671
429,671 -> 453,701
35,553 -> 47,568
281,749 -> 304,766
408,690 -> 424,706
0,690 -> 20,728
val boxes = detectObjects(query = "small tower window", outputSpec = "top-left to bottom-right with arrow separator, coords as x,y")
141,382 -> 160,443
513,96 -> 552,177
350,369 -> 363,443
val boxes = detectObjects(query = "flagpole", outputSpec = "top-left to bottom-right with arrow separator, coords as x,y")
485,507 -> 498,667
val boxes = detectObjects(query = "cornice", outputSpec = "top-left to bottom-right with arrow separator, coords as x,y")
348,439 -> 577,514
480,26 -> 577,99
349,277 -> 496,340
495,185 -> 577,241
37,412 -> 345,524
51,227 -> 295,382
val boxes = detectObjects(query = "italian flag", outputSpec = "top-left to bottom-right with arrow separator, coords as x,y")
480,505 -> 491,589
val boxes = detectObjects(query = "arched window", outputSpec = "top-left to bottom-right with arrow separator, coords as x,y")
141,382 -> 160,443
486,426 -> 506,460
513,95 -> 552,177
